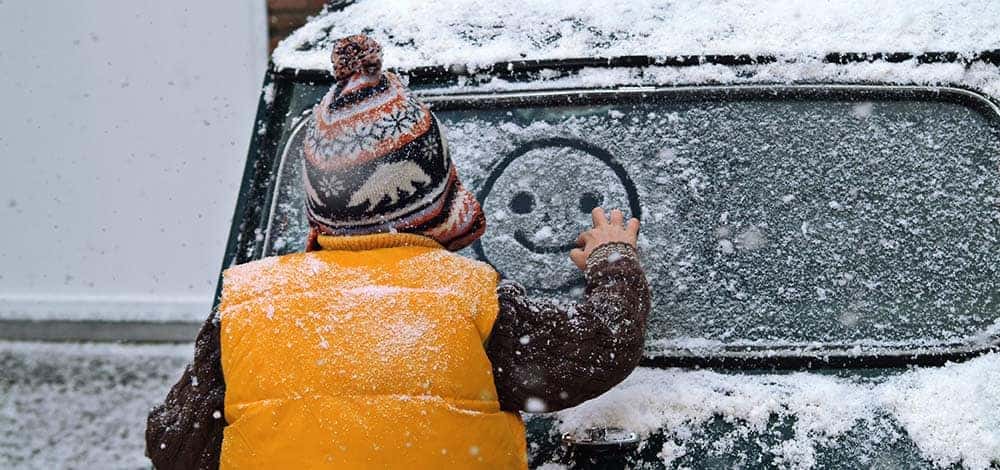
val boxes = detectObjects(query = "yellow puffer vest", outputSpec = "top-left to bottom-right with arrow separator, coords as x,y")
218,233 -> 527,469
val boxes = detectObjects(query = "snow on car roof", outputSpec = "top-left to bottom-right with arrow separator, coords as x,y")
273,0 -> 1000,72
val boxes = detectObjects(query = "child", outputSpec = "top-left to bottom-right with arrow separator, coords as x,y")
146,35 -> 649,470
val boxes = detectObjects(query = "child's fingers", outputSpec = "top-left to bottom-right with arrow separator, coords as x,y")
576,231 -> 593,247
609,209 -> 625,227
569,248 -> 587,270
626,218 -> 640,238
591,207 -> 608,227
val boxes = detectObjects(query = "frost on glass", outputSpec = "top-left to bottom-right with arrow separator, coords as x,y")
265,85 -> 1000,355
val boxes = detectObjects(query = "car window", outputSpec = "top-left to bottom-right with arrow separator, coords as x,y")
264,83 -> 1000,358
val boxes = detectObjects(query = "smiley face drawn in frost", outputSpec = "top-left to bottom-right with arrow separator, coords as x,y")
473,138 -> 641,292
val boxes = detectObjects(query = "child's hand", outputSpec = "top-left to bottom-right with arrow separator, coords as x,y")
570,207 -> 640,270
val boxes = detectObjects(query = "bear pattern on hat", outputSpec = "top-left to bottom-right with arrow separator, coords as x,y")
302,34 -> 486,250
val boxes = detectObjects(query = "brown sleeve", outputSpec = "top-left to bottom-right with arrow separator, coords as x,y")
146,312 -> 227,470
485,242 -> 650,413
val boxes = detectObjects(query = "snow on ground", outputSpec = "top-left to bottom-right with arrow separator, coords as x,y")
0,342 -> 189,469
3,340 -> 998,469
554,352 -> 1000,470
274,0 -> 1000,71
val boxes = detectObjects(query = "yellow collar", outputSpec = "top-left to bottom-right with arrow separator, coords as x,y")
316,233 -> 443,251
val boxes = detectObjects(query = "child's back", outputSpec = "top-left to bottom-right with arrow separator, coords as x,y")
219,233 -> 523,468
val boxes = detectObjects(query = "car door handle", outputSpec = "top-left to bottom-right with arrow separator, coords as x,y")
562,426 -> 640,452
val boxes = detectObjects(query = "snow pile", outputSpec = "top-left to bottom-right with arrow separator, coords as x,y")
555,368 -> 877,469
554,352 -> 1000,469
273,0 -> 1000,71
881,354 -> 1000,469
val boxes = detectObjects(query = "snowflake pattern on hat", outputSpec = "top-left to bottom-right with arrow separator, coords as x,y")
381,104 -> 417,136
304,76 -> 430,171
317,174 -> 345,198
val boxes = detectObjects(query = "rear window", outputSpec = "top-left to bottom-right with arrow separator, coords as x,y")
263,84 -> 1000,358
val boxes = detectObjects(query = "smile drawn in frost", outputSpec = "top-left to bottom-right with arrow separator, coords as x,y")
508,188 -> 608,254
474,137 -> 642,288
512,230 -> 578,254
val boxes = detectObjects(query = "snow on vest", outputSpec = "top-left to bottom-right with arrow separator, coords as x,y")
217,233 -> 527,469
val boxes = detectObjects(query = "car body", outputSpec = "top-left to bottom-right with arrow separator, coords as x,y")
221,2 -> 1000,468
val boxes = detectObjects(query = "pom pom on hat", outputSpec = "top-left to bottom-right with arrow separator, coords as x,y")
331,34 -> 383,82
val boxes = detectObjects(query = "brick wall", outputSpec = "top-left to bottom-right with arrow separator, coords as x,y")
267,0 -> 326,51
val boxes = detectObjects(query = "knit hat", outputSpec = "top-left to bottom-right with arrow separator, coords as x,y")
302,34 -> 486,251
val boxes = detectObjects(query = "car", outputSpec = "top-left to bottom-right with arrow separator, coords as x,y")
221,2 -> 1000,468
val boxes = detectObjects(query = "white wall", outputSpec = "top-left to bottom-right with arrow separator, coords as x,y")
0,1 -> 269,321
